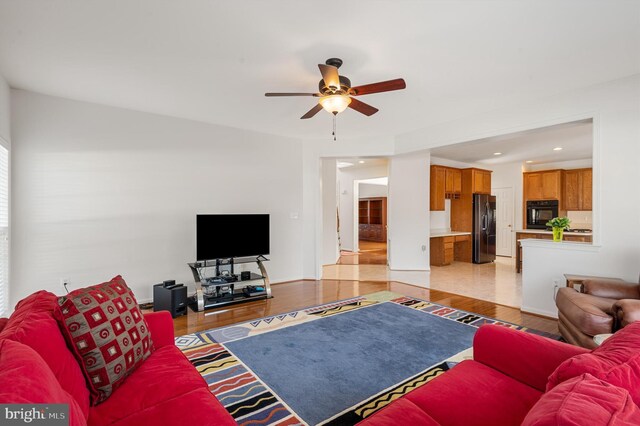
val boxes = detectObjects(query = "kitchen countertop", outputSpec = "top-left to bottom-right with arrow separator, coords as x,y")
513,229 -> 593,236
430,231 -> 472,238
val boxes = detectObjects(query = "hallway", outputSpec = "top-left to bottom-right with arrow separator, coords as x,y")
338,241 -> 387,265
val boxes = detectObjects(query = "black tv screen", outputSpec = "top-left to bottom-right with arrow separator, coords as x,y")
196,214 -> 270,260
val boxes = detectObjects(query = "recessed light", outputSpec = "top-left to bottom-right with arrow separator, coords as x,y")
525,160 -> 533,164
553,147 -> 563,151
358,160 -> 365,164
337,161 -> 354,168
493,152 -> 502,156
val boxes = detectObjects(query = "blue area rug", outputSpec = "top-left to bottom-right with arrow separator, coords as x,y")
176,291 -> 558,425
226,301 -> 474,425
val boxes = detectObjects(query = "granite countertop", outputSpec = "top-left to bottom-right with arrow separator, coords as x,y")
513,229 -> 593,236
430,230 -> 472,238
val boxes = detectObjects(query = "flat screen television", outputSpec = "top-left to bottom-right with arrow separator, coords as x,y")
196,214 -> 270,261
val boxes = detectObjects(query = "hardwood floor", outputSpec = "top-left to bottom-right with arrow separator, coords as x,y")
169,279 -> 558,336
338,240 -> 387,265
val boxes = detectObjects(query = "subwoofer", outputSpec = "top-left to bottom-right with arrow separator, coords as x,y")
153,283 -> 188,318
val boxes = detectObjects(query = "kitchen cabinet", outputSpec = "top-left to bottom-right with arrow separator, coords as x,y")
445,168 -> 462,195
430,234 -> 472,266
524,170 -> 562,201
563,168 -> 592,211
358,198 -> 387,242
450,168 -> 493,232
471,169 -> 492,194
430,166 -> 446,211
430,166 -> 462,211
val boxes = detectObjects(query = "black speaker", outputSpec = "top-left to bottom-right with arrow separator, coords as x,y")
241,271 -> 251,281
153,283 -> 187,318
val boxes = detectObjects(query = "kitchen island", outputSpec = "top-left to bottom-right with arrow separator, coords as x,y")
515,230 -> 593,273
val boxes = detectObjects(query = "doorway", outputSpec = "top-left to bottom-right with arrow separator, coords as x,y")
493,187 -> 514,257
341,178 -> 388,265
334,159 -> 389,266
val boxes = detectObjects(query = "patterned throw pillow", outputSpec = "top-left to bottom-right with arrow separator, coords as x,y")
55,275 -> 154,405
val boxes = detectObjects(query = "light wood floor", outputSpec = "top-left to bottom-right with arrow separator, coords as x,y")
338,241 -> 387,265
170,279 -> 558,336
324,257 -> 522,308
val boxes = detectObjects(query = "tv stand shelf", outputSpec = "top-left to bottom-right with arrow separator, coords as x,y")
187,256 -> 272,312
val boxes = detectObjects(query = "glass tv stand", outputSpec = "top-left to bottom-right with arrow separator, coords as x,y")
187,256 -> 272,312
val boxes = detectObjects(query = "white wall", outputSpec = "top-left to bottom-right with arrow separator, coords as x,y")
359,183 -> 387,199
10,90 -> 305,305
388,152 -> 430,270
337,164 -> 388,251
321,158 -> 339,265
0,74 -> 9,148
397,74 -> 640,316
489,162 -> 523,255
429,200 -> 451,232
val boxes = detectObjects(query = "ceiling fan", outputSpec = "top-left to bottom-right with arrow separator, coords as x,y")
265,58 -> 406,121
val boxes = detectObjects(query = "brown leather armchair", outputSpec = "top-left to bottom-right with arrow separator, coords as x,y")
556,278 -> 640,348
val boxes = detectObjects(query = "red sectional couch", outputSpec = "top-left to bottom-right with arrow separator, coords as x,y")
360,323 -> 640,426
0,291 -> 236,426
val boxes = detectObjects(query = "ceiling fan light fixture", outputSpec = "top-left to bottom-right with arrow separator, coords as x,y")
319,94 -> 351,114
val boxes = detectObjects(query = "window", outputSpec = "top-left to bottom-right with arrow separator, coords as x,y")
0,144 -> 7,316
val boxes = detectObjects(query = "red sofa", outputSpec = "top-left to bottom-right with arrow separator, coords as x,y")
360,324 -> 640,425
0,291 -> 236,426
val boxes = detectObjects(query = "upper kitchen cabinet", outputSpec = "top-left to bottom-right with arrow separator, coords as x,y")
430,165 -> 446,211
430,165 -> 462,211
563,168 -> 592,211
524,170 -> 562,201
445,168 -> 462,195
467,168 -> 492,194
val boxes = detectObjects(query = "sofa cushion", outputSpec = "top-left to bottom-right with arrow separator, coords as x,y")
0,290 -> 90,418
55,276 -> 154,405
357,398 -> 439,425
88,345 -> 235,426
404,360 -> 541,426
523,374 -> 640,425
0,339 -> 87,426
548,321 -> 640,405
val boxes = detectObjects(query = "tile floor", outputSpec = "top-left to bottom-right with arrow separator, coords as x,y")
323,252 -> 521,308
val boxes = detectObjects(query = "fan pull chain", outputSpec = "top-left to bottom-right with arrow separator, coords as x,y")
332,113 -> 337,142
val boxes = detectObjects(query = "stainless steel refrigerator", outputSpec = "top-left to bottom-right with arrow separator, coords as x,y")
473,194 -> 496,264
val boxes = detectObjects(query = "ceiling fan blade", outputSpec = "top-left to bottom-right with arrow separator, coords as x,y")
348,78 -> 406,96
318,64 -> 341,90
265,92 -> 320,97
300,103 -> 324,119
348,97 -> 379,116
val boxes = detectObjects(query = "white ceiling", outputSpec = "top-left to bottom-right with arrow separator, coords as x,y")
430,120 -> 593,165
337,157 -> 388,170
0,1 -> 638,141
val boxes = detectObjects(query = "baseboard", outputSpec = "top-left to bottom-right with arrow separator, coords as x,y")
521,305 -> 558,319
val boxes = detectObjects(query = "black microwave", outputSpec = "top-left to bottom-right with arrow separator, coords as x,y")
526,200 -> 559,229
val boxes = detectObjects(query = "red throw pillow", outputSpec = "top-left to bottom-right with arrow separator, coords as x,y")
524,374 -> 640,426
55,275 -> 153,405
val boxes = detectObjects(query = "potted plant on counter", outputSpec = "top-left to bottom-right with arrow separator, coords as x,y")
546,217 -> 571,242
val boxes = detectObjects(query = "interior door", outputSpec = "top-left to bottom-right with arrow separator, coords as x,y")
493,187 -> 514,257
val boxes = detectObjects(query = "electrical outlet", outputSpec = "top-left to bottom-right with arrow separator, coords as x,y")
552,278 -> 560,287
421,245 -> 426,252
